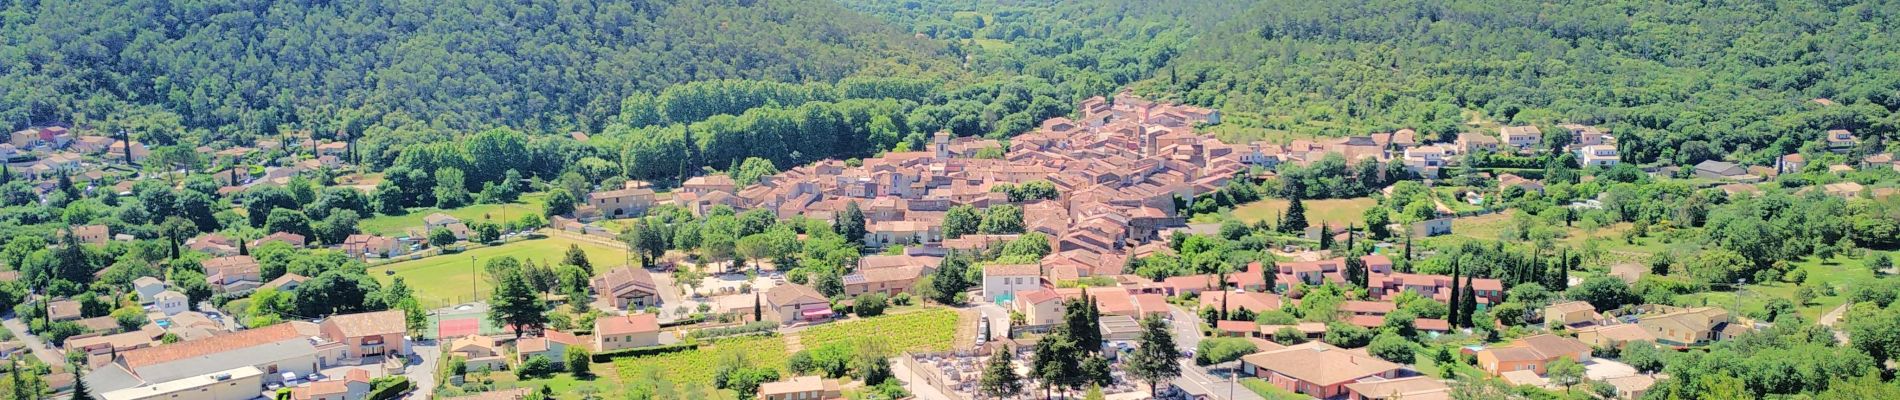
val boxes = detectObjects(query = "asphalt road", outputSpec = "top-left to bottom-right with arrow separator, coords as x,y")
1167,305 -> 1263,400
2,315 -> 67,365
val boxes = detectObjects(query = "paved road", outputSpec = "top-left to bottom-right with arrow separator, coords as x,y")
890,357 -> 955,400
1168,305 -> 1263,400
407,340 -> 441,399
2,315 -> 66,365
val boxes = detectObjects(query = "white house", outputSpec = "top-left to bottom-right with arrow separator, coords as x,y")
153,291 -> 189,316
981,264 -> 1043,303
1577,145 -> 1619,167
133,277 -> 167,304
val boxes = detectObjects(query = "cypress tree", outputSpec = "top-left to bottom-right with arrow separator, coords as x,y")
1460,275 -> 1479,327
1447,260 -> 1463,327
1261,258 -> 1278,293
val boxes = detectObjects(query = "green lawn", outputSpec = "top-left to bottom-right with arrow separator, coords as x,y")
1230,197 -> 1378,228
1239,378 -> 1311,400
358,193 -> 548,236
367,235 -> 631,307
1677,253 -> 1888,321
799,308 -> 961,353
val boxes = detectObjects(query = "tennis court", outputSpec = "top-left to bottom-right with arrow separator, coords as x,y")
426,303 -> 508,339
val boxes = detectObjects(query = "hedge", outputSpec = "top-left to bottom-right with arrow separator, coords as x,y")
366,376 -> 411,400
591,342 -> 700,363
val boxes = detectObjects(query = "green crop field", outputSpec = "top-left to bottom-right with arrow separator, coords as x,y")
1231,197 -> 1378,228
613,335 -> 790,388
799,308 -> 961,353
368,235 -> 629,307
357,193 -> 549,236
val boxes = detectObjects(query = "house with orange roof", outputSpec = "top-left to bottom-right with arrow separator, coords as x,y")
319,310 -> 408,361
517,329 -> 587,366
1240,342 -> 1407,398
594,314 -> 659,351
289,368 -> 372,400
1475,334 -> 1593,375
591,266 -> 660,310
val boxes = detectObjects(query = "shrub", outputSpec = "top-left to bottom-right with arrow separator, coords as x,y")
365,376 -> 411,400
591,342 -> 702,363
517,356 -> 557,379
854,293 -> 888,317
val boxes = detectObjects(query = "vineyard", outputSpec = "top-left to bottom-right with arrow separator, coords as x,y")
611,335 -> 790,386
799,308 -> 961,352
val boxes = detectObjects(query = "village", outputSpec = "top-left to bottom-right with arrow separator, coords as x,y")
0,87 -> 1896,400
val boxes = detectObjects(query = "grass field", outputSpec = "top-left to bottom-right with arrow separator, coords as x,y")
799,308 -> 961,353
1678,253 -> 1889,321
612,335 -> 790,388
358,193 -> 548,236
368,235 -> 630,307
1231,197 -> 1378,227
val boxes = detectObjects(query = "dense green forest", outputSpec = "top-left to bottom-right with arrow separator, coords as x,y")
1138,0 -> 1900,166
0,0 -> 955,138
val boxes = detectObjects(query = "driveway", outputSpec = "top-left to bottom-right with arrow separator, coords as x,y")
2,315 -> 66,365
406,340 -> 441,399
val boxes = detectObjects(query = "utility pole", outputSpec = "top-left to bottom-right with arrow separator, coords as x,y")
471,255 -> 479,304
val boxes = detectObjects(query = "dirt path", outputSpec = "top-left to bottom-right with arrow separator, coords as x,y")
1820,303 -> 1851,344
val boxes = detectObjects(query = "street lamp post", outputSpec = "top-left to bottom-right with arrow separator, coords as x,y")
471,255 -> 478,303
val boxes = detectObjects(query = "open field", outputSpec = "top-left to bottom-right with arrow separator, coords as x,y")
1678,253 -> 1889,321
358,193 -> 548,236
1231,197 -> 1377,228
799,308 -> 962,353
367,235 -> 630,307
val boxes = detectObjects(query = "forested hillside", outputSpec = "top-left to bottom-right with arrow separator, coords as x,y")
1139,0 -> 1900,166
0,0 -> 954,138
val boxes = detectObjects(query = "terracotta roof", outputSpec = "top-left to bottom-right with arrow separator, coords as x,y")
983,264 -> 1040,276
595,313 -> 658,336
119,322 -> 308,369
323,310 -> 405,338
765,284 -> 828,308
1241,342 -> 1402,385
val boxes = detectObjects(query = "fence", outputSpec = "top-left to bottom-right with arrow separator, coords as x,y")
900,352 -> 972,400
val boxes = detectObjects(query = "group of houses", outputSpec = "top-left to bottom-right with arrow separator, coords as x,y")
77,309 -> 409,400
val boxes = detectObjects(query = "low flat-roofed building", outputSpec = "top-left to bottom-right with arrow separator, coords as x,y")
98,365 -> 264,400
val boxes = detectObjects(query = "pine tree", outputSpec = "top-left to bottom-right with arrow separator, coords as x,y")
1126,315 -> 1181,398
487,268 -> 549,339
752,294 -> 763,322
68,364 -> 89,400
238,239 -> 249,256
979,345 -> 1024,399
1282,196 -> 1308,234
